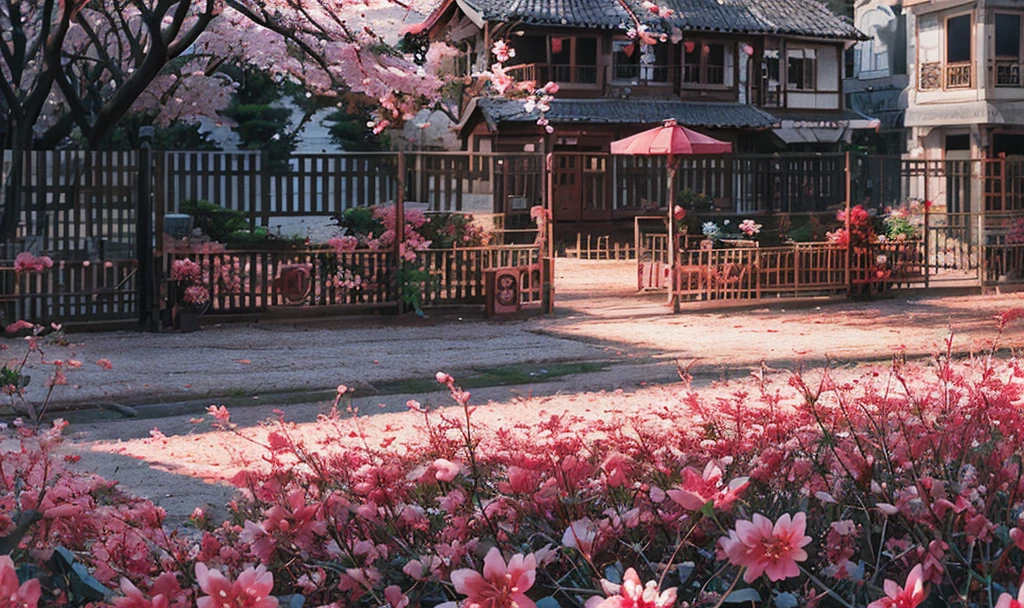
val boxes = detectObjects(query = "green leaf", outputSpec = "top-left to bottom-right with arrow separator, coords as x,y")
723,588 -> 761,604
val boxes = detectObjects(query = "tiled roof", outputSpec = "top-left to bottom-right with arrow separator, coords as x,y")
655,0 -> 863,39
461,0 -> 633,29
458,0 -> 863,39
476,98 -> 780,129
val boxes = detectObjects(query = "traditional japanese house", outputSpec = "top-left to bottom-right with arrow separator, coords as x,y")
418,0 -> 875,240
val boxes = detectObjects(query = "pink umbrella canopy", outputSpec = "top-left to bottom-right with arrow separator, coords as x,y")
610,119 -> 732,156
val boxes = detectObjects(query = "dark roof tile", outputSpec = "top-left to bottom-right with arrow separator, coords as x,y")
459,0 -> 862,39
478,97 -> 780,129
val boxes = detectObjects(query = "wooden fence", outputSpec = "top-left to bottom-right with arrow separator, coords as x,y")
162,245 -> 542,315
674,243 -> 848,302
1,259 -> 138,325
155,151 -> 546,225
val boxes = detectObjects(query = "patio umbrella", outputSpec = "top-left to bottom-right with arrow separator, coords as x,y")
610,119 -> 733,310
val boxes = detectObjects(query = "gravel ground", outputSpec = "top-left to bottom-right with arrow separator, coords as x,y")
4,258 -> 1022,523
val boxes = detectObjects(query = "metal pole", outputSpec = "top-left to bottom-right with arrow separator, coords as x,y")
136,127 -> 157,331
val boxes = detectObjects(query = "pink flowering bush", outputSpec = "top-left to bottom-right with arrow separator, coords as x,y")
170,258 -> 210,311
13,252 -> 54,275
7,318 -> 1024,607
167,323 -> 1024,608
1,323 -> 96,421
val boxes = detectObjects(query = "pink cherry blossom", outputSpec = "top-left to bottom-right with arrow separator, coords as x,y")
721,512 -> 811,583
0,556 -> 41,608
195,563 -> 278,608
867,564 -> 927,608
449,547 -> 537,608
492,40 -> 515,63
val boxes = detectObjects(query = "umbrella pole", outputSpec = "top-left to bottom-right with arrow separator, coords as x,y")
667,158 -> 679,313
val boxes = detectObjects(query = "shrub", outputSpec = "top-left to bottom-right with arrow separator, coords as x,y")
180,200 -> 250,243
7,317 -> 1024,608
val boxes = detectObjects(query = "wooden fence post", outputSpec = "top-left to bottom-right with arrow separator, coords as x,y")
136,128 -> 157,331
542,152 -> 554,314
395,152 -> 406,314
845,152 -> 852,297
259,151 -> 271,229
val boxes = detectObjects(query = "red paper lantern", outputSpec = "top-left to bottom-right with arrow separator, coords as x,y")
684,40 -> 695,54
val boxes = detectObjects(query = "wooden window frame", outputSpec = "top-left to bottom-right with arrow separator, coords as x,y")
611,38 -> 670,84
545,35 -> 600,85
942,11 -> 974,90
681,39 -> 735,88
992,12 -> 1024,88
786,47 -> 818,91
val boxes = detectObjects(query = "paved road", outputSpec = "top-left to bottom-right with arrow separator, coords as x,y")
5,259 -> 1022,413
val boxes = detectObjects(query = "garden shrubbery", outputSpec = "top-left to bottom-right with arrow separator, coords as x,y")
3,315 -> 1024,607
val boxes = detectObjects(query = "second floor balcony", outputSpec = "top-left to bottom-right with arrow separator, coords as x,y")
918,61 -> 973,90
503,63 -> 674,90
504,63 -> 601,88
993,60 -> 1023,88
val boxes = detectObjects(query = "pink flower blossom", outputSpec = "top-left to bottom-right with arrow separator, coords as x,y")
13,252 -> 54,274
589,568 -> 677,608
721,512 -> 811,583
195,563 -> 278,608
383,585 -> 409,608
4,320 -> 35,335
207,405 -> 231,423
491,40 -> 515,63
995,586 -> 1024,608
113,578 -> 169,608
0,555 -> 40,608
562,518 -> 598,557
867,564 -> 927,608
667,460 -> 748,512
433,458 -> 462,482
183,285 -> 210,306
449,547 -> 537,608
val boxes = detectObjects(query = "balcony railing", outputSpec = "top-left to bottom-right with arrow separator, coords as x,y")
946,61 -> 973,88
503,63 -> 599,86
610,63 -> 671,84
994,60 -> 1022,87
918,61 -> 973,90
919,62 -> 942,90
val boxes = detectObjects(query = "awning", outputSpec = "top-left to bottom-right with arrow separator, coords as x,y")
767,108 -> 881,144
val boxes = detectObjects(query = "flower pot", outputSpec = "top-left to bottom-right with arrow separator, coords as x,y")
177,310 -> 203,332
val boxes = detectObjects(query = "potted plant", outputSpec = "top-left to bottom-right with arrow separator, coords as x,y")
169,258 -> 209,331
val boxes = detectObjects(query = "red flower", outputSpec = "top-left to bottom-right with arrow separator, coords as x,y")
0,556 -> 40,608
449,547 -> 537,608
721,512 -> 811,583
867,564 -> 927,608
195,563 -> 278,608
